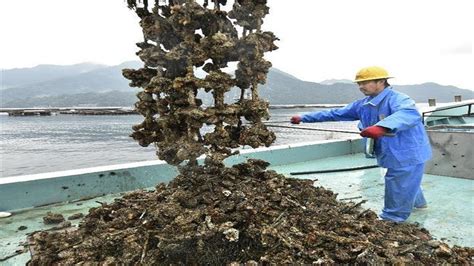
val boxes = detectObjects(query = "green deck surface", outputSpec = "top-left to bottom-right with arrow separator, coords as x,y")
0,193 -> 122,264
271,154 -> 474,248
1,153 -> 473,264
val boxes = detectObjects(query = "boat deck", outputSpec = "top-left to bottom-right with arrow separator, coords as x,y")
1,151 -> 473,264
271,153 -> 473,247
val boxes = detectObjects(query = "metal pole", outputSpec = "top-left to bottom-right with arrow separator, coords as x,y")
290,164 -> 379,175
262,120 -> 293,124
265,124 -> 395,137
264,124 -> 360,134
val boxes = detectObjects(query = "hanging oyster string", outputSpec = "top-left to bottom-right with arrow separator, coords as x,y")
123,0 -> 278,166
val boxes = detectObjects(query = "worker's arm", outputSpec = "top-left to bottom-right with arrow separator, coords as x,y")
301,100 -> 362,123
375,96 -> 421,133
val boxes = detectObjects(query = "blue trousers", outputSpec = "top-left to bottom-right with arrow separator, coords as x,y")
379,163 -> 427,222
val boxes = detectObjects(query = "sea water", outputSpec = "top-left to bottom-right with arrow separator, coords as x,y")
0,108 -> 358,177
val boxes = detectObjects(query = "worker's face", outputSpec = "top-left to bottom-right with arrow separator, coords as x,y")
357,80 -> 385,96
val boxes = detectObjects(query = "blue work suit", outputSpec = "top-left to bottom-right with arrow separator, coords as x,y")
301,87 -> 432,222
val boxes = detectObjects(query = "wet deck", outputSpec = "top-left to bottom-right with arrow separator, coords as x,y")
271,154 -> 473,248
1,152 -> 473,264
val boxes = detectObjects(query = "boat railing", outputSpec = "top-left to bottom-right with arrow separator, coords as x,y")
422,102 -> 473,126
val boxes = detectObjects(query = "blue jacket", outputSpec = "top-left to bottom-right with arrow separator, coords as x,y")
301,87 -> 432,168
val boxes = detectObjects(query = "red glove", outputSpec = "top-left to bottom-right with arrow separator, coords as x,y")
360,126 -> 387,139
290,115 -> 301,124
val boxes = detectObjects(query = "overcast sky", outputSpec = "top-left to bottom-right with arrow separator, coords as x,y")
1,0 -> 473,90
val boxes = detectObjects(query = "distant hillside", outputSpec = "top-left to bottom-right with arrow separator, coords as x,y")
319,79 -> 352,85
2,91 -> 136,108
259,72 -> 473,104
1,63 -> 106,89
0,61 -> 142,104
1,61 -> 472,108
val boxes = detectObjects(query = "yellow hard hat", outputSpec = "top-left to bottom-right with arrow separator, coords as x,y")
354,66 -> 393,82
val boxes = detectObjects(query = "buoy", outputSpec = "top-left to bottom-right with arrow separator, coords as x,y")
0,211 -> 12,218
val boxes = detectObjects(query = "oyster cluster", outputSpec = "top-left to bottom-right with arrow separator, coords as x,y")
123,0 -> 278,166
28,160 -> 474,264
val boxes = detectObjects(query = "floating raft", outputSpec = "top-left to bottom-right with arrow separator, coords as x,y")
0,107 -> 138,116
7,110 -> 52,116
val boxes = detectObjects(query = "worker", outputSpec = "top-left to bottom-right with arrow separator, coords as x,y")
290,66 -> 432,222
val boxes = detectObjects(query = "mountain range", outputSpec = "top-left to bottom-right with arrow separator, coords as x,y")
1,61 -> 472,108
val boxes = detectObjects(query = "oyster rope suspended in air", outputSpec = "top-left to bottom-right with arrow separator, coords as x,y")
123,0 -> 279,166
